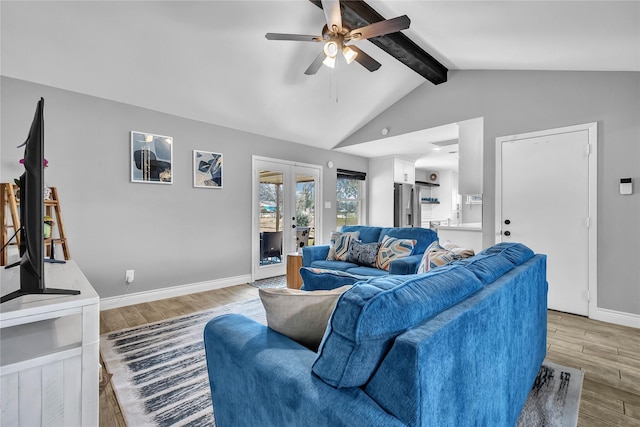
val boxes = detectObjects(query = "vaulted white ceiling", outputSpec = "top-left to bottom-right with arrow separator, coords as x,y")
2,1 -> 639,153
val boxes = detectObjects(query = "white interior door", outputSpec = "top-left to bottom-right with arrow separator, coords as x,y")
496,123 -> 597,316
252,158 -> 321,281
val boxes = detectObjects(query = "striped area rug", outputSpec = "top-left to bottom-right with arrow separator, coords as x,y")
102,300 -> 582,427
101,298 -> 265,427
249,274 -> 286,289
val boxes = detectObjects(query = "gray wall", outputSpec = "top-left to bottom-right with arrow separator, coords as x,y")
1,77 -> 368,299
340,70 -> 640,315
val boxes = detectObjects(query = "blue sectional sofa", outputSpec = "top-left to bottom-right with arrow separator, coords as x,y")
204,243 -> 548,426
302,225 -> 438,276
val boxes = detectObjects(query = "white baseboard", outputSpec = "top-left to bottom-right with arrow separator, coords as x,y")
100,274 -> 252,310
99,275 -> 640,330
591,307 -> 640,329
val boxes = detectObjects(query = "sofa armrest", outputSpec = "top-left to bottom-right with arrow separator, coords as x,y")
302,245 -> 330,267
204,314 -> 404,427
389,254 -> 422,275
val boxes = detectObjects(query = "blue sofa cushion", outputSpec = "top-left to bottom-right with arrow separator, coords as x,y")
340,226 -> 382,244
347,240 -> 381,268
452,253 -> 515,285
345,266 -> 389,277
300,267 -> 368,291
312,265 -> 484,388
309,260 -> 359,272
379,227 -> 438,255
478,242 -> 534,266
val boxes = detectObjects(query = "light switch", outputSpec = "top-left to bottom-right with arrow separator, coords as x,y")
324,201 -> 331,209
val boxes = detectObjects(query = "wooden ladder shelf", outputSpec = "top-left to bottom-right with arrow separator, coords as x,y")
1,183 -> 71,266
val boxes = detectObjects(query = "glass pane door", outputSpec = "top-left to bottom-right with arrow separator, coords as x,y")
253,158 -> 321,282
295,171 -> 318,253
258,169 -> 286,272
259,170 -> 283,259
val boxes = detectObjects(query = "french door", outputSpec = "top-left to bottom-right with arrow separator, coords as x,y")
252,157 -> 322,281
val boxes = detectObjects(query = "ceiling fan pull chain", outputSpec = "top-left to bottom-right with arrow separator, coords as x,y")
330,66 -> 339,103
335,69 -> 339,103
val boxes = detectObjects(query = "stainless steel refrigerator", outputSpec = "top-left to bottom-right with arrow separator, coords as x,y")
394,183 -> 419,227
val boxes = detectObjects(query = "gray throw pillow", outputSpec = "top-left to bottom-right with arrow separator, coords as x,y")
259,286 -> 352,351
347,240 -> 381,268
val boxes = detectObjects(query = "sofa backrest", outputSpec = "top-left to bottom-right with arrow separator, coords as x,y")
340,226 -> 438,255
379,227 -> 437,255
340,225 -> 382,243
311,264 -> 484,388
363,251 -> 547,426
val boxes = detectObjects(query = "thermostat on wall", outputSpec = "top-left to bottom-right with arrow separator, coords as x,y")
620,178 -> 632,195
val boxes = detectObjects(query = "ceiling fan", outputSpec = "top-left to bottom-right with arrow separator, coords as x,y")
265,0 -> 411,75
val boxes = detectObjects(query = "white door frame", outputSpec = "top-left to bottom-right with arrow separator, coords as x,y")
251,156 -> 323,282
495,122 -> 597,318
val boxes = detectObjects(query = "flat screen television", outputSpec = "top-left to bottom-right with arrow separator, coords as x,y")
1,98 -> 79,303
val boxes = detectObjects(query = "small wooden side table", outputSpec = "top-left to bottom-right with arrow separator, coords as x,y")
286,252 -> 303,289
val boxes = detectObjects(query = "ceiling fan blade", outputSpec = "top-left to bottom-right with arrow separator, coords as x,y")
304,51 -> 327,75
265,33 -> 323,42
321,0 -> 342,33
348,46 -> 381,72
346,15 -> 410,41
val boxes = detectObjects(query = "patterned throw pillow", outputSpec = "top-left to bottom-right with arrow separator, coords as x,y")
417,240 -> 475,273
327,231 -> 360,261
442,241 -> 475,258
417,240 -> 443,274
376,235 -> 416,271
347,240 -> 381,268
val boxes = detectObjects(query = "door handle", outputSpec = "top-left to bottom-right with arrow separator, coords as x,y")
504,231 -> 511,236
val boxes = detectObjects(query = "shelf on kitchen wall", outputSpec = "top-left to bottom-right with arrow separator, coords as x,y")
415,180 -> 440,187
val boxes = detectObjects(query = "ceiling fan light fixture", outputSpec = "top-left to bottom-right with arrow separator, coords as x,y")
322,55 -> 336,68
323,41 -> 338,58
342,45 -> 358,64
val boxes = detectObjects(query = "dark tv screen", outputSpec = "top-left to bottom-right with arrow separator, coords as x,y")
1,98 -> 79,303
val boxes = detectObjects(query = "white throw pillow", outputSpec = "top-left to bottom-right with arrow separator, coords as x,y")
259,285 -> 352,351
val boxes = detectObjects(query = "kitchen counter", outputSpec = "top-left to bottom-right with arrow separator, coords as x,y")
435,223 -> 483,253
435,222 -> 482,231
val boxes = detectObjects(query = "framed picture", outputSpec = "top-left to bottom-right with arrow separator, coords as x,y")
193,150 -> 223,188
131,131 -> 173,184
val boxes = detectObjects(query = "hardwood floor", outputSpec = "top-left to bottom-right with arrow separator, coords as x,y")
99,284 -> 640,426
546,311 -> 640,426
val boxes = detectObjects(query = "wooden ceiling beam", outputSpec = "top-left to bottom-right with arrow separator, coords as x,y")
310,0 -> 448,84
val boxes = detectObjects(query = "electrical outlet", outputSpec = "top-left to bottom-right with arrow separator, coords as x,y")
125,270 -> 134,284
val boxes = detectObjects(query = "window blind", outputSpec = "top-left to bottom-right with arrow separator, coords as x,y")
337,168 -> 366,181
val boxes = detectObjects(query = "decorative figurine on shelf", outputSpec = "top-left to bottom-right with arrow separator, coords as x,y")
43,215 -> 55,239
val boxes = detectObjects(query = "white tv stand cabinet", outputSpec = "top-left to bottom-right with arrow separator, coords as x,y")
0,261 -> 99,426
